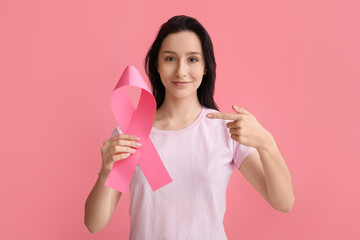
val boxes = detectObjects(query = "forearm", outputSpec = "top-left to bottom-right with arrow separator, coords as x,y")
258,135 -> 295,212
84,169 -> 121,233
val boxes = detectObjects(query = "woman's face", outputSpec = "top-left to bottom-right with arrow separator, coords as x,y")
156,30 -> 207,99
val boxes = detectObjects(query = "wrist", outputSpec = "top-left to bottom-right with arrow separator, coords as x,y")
99,167 -> 110,179
258,132 -> 276,152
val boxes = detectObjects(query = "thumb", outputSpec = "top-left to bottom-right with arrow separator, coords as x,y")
232,105 -> 251,115
232,105 -> 241,113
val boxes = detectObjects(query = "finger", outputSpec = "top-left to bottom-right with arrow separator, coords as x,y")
226,121 -> 240,129
229,128 -> 240,135
206,112 -> 241,121
239,107 -> 251,115
108,145 -> 137,156
114,133 -> 140,142
104,133 -> 140,146
109,139 -> 142,149
112,153 -> 132,162
233,105 -> 252,116
230,134 -> 239,141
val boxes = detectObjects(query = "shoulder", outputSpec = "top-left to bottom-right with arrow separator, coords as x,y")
201,107 -> 234,148
202,107 -> 233,135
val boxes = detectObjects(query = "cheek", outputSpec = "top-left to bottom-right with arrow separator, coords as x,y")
161,67 -> 176,79
191,69 -> 205,82
158,67 -> 171,81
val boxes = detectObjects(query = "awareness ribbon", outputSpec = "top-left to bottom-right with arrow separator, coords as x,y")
104,65 -> 172,192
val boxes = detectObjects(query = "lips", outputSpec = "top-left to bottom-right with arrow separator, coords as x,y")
173,81 -> 191,87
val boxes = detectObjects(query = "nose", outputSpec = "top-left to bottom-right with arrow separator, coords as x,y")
176,60 -> 187,79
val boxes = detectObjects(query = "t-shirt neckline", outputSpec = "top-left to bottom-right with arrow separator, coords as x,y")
151,106 -> 206,134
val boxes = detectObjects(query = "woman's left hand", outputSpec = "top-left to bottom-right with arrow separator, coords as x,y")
206,105 -> 274,150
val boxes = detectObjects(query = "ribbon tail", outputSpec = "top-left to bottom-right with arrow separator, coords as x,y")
138,138 -> 173,191
104,149 -> 140,193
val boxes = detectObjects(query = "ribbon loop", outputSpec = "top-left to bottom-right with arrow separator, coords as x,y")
104,65 -> 172,192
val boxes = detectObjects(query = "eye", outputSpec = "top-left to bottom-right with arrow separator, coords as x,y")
189,58 -> 198,63
165,56 -> 175,61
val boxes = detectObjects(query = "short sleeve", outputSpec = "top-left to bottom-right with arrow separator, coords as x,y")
232,140 -> 257,169
98,126 -> 123,174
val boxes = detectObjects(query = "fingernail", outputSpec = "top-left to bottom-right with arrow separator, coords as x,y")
206,113 -> 213,118
233,105 -> 239,110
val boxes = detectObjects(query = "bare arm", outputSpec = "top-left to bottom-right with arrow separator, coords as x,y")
256,137 -> 295,212
240,133 -> 295,212
84,128 -> 140,233
84,168 -> 122,233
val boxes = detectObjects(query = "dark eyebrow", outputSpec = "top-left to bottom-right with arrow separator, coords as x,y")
160,50 -> 202,55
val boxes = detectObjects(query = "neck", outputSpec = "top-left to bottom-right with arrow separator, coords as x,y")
155,93 -> 202,123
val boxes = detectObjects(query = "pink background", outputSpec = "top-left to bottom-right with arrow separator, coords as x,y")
1,0 -> 359,239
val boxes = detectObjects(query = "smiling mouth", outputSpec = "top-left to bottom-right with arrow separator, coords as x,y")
172,81 -> 191,86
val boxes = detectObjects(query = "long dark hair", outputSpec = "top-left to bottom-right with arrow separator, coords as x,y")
144,15 -> 219,111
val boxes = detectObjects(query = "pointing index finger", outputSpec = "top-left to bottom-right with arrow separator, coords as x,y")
207,112 -> 241,121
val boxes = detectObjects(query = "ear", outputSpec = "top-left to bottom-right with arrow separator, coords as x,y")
203,68 -> 207,75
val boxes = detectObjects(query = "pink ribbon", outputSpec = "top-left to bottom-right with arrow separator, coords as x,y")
104,65 -> 172,192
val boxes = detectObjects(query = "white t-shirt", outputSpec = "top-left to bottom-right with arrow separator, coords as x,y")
104,106 -> 257,239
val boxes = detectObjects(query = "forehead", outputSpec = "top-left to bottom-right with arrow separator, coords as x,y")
160,31 -> 203,53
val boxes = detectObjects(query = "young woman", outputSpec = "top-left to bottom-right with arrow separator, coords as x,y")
85,15 -> 295,239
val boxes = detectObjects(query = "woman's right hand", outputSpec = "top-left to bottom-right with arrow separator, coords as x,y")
100,133 -> 142,173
